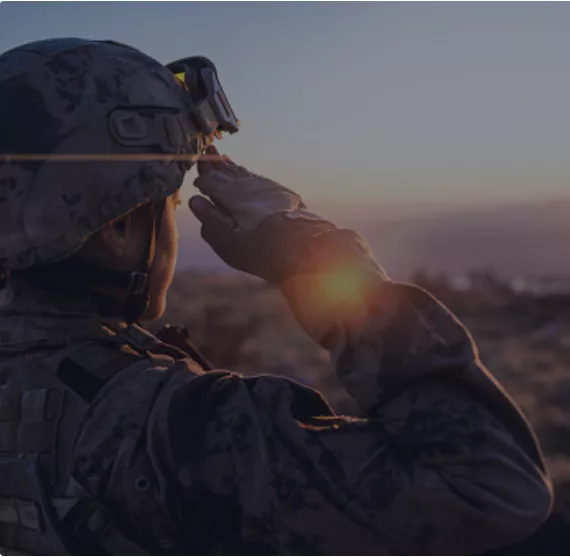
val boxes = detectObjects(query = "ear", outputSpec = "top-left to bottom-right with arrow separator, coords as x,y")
98,215 -> 131,259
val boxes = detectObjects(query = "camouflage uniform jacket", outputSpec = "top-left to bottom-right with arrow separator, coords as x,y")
0,272 -> 552,555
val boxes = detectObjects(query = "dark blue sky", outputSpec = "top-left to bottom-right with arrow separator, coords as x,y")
3,2 -> 570,218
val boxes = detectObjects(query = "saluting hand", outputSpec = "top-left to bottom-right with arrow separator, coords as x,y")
188,145 -> 338,283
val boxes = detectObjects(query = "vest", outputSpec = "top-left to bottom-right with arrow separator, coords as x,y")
0,322 -> 207,555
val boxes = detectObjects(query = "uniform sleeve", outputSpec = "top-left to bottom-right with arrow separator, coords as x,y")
145,273 -> 552,554
152,369 -> 549,555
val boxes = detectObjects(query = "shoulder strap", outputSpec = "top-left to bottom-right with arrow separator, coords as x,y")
56,346 -> 144,404
51,343 -> 164,555
117,323 -> 210,370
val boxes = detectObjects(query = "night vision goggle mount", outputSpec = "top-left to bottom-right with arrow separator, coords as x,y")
167,56 -> 240,137
109,56 -> 239,161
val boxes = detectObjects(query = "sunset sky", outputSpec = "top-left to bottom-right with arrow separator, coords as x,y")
2,2 -> 570,221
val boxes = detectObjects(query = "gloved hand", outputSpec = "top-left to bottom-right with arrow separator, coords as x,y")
189,146 -> 380,284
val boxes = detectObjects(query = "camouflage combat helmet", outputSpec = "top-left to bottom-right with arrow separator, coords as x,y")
0,38 -> 238,319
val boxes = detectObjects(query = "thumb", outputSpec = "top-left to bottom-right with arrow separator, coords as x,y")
189,195 -> 236,247
189,195 -> 216,223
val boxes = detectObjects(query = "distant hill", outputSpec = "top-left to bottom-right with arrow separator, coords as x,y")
176,199 -> 570,281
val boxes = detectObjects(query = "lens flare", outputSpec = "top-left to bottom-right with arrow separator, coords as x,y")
0,153 -> 226,163
318,267 -> 368,308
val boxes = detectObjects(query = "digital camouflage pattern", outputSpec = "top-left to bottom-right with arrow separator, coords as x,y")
0,38 -> 192,271
0,262 -> 553,554
0,37 -> 553,555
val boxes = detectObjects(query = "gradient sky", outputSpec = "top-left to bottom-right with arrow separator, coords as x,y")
2,2 -> 570,219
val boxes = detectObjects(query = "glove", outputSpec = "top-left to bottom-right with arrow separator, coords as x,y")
189,146 -> 382,284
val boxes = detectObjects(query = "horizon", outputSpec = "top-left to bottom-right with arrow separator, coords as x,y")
3,2 -> 570,278
3,2 -> 570,216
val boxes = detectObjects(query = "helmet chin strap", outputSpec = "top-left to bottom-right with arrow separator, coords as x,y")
25,199 -> 167,324
123,199 -> 166,323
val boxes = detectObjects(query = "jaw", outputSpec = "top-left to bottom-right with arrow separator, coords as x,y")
140,295 -> 167,322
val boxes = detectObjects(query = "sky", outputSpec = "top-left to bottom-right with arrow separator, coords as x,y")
2,2 -> 570,220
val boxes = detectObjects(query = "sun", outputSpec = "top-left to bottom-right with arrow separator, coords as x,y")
318,267 -> 369,309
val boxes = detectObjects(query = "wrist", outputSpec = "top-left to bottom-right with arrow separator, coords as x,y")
278,231 -> 389,346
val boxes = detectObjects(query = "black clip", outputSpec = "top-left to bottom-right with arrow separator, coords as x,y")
127,272 -> 148,295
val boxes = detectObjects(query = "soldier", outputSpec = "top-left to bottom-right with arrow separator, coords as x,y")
0,38 -> 552,555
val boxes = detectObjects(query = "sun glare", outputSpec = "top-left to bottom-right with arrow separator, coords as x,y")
318,267 -> 368,308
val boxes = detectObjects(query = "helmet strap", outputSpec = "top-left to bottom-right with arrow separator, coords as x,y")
123,199 -> 166,323
22,199 -> 168,323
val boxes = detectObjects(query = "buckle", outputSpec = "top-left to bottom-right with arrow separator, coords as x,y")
127,271 -> 148,295
85,504 -> 114,537
73,500 -> 114,538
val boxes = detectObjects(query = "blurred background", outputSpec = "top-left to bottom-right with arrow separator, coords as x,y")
4,1 -> 570,523
3,2 -> 570,281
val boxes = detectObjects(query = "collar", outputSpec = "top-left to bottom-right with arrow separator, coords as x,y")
0,273 -> 128,353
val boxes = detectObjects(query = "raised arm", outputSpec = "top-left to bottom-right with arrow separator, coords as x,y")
147,149 -> 552,553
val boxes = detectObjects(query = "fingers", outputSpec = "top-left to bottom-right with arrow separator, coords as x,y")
197,145 -> 234,173
189,195 -> 235,230
192,170 -> 233,210
189,195 -> 236,257
197,145 -> 224,175
196,145 -> 250,178
193,145 -> 246,204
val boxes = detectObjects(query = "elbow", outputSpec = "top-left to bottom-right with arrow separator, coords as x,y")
418,463 -> 554,554
476,468 -> 553,550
